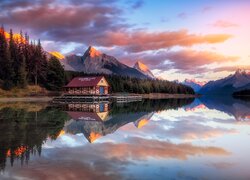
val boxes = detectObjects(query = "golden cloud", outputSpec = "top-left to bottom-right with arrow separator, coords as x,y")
101,30 -> 232,52
96,137 -> 230,161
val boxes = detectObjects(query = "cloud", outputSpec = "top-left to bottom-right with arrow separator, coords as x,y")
160,50 -> 238,71
2,149 -> 122,180
211,20 -> 238,28
0,0 -> 232,54
101,30 -> 231,53
117,49 -> 238,73
2,136 -> 230,179
97,137 -> 230,161
129,0 -> 144,9
126,115 -> 237,141
0,0 -> 239,79
177,12 -> 188,19
202,6 -> 213,13
0,0 -> 127,43
209,162 -> 235,169
212,65 -> 250,72
160,119 -> 237,140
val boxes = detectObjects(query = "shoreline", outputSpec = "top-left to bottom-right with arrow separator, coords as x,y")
142,93 -> 199,99
0,93 -> 198,102
0,97 -> 53,102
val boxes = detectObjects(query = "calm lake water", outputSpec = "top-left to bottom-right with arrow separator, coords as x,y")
0,97 -> 250,180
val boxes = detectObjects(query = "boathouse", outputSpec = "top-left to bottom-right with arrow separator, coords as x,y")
64,76 -> 109,95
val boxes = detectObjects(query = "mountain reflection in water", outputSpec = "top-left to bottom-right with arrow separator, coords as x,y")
0,99 -> 193,170
0,97 -> 250,179
64,99 -> 194,143
198,96 -> 250,121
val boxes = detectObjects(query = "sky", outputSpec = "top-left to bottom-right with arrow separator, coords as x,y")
0,0 -> 250,81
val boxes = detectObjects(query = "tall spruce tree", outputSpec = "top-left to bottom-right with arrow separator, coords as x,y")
17,38 -> 27,87
0,25 -> 7,82
0,27 -> 14,89
16,31 -> 27,88
9,29 -> 18,86
46,56 -> 65,90
30,39 -> 47,86
17,55 -> 27,88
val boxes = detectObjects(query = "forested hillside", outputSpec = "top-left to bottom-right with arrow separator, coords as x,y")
0,26 -> 65,90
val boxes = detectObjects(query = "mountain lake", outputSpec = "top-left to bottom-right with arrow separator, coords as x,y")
0,97 -> 250,180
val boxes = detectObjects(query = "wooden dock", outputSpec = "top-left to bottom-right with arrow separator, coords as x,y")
52,95 -> 110,104
52,95 -> 142,104
111,95 -> 142,103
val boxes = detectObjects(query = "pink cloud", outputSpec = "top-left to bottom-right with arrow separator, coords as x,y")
211,20 -> 238,28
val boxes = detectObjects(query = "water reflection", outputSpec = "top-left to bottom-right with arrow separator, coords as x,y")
0,97 -> 250,179
64,99 -> 194,143
0,99 -> 193,171
191,96 -> 250,121
0,104 -> 69,171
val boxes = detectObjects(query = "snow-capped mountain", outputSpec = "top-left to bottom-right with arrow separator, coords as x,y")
133,61 -> 155,79
182,79 -> 207,92
199,69 -> 250,95
58,46 -> 148,79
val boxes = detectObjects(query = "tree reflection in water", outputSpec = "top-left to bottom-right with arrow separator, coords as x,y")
0,104 -> 69,171
0,98 -> 194,171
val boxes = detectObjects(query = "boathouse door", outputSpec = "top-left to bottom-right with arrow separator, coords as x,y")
99,86 -> 104,95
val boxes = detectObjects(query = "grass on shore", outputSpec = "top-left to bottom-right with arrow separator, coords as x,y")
0,85 -> 49,97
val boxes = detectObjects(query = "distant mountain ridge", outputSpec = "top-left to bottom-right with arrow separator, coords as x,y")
55,46 -> 149,79
182,79 -> 207,92
199,69 -> 250,95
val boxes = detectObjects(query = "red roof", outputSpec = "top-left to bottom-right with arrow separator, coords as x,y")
65,76 -> 105,87
67,111 -> 103,121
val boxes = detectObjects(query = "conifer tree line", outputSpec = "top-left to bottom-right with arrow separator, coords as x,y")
65,72 -> 195,94
106,75 -> 195,94
0,26 -> 65,90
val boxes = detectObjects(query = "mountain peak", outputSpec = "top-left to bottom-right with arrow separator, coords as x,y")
134,60 -> 155,79
62,47 -> 150,79
85,46 -> 102,58
235,69 -> 246,76
134,61 -> 149,71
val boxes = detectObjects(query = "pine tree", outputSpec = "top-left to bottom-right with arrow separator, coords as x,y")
16,31 -> 27,88
34,39 -> 47,86
0,27 -> 14,89
46,56 -> 65,90
9,29 -> 19,85
0,25 -> 7,81
17,55 -> 27,88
